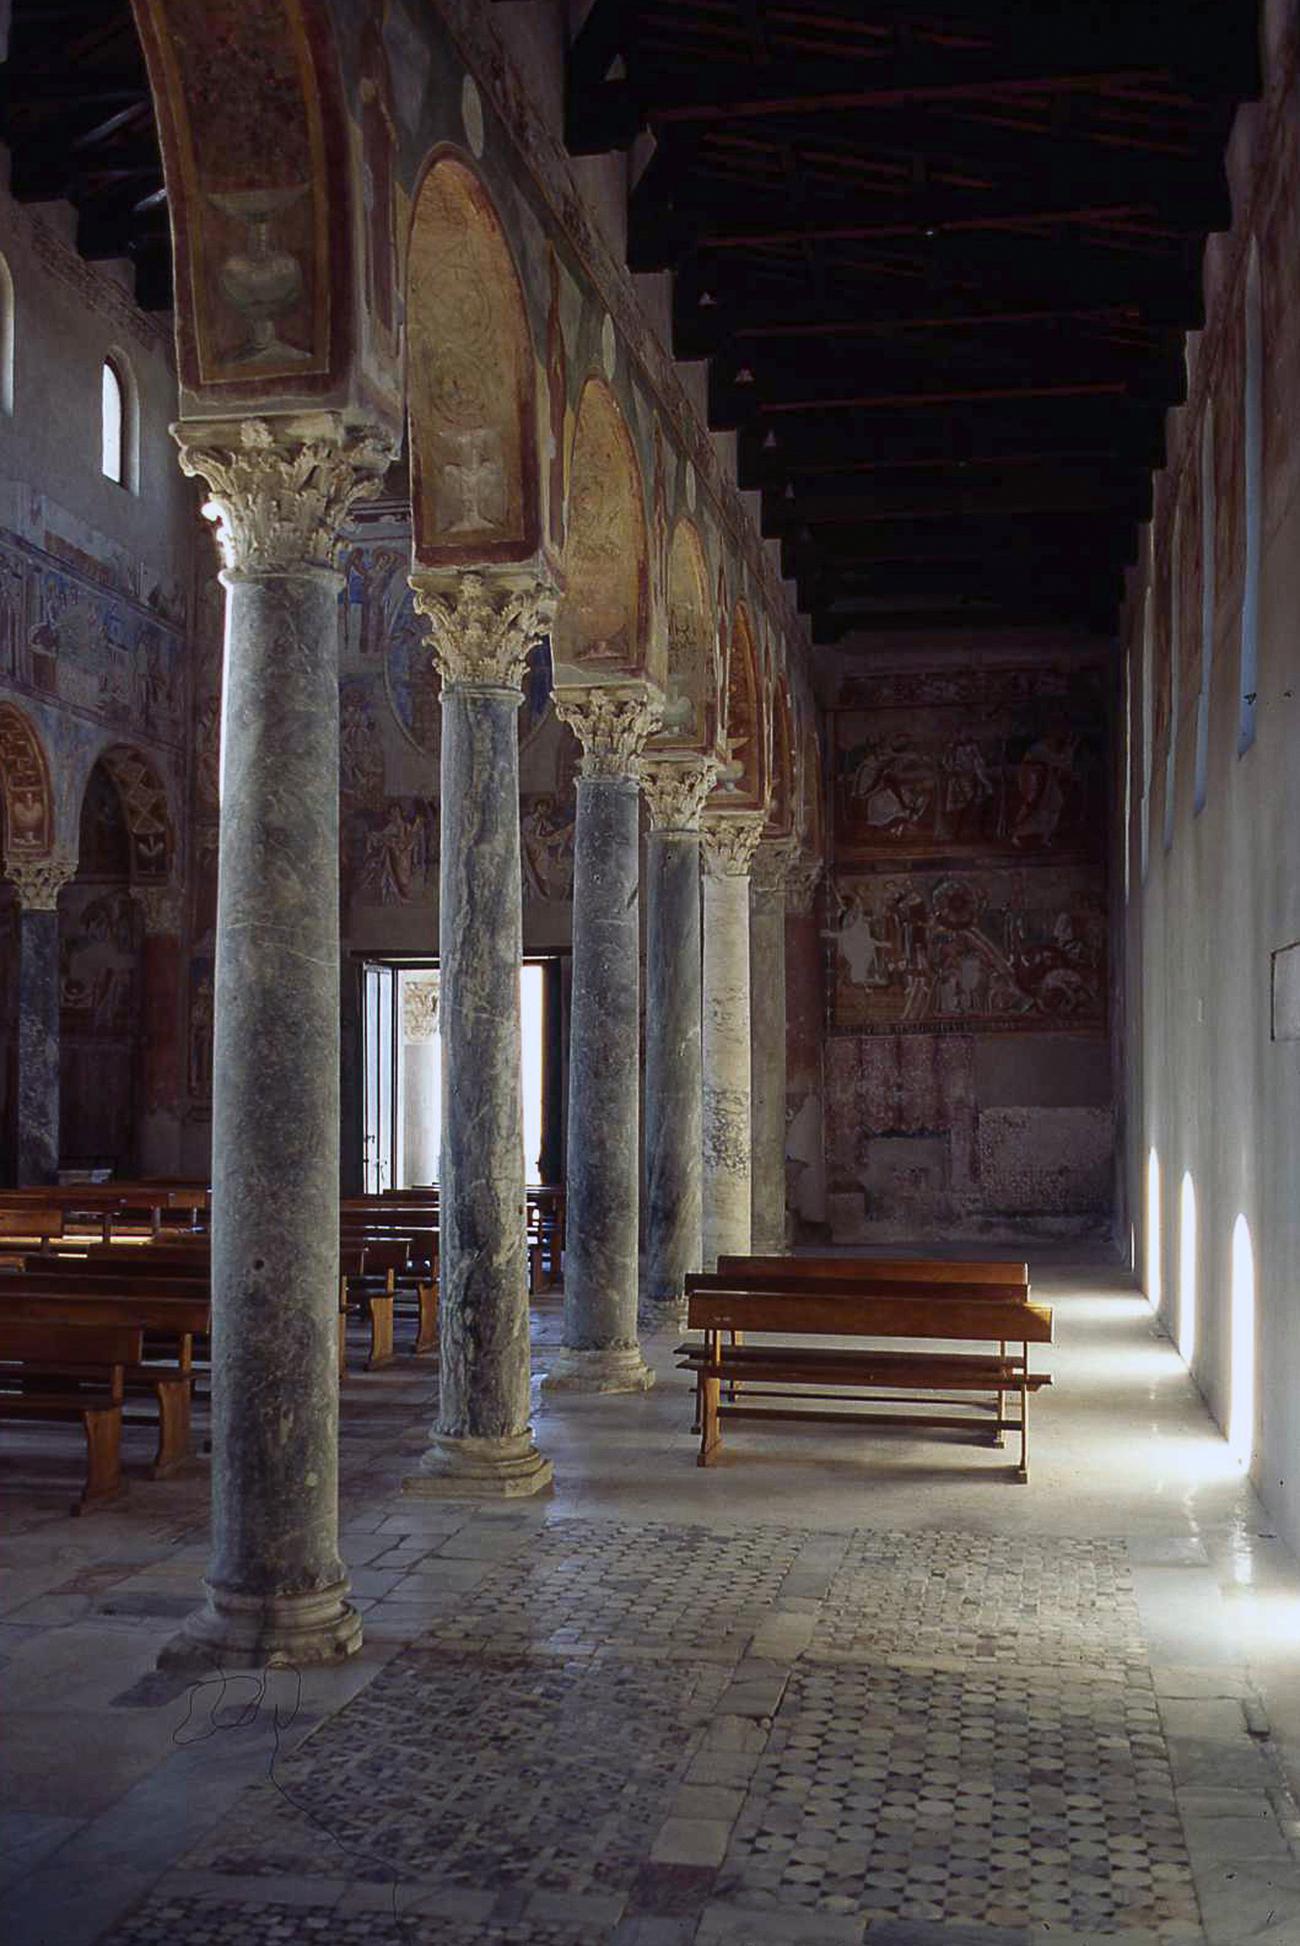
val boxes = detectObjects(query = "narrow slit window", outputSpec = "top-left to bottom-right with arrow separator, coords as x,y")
101,357 -> 126,485
1239,238 -> 1262,755
1193,408 -> 1215,814
0,254 -> 13,416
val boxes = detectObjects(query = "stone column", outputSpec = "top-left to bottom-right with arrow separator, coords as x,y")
640,755 -> 716,1318
407,569 -> 555,1495
132,881 -> 185,1176
784,854 -> 828,1233
163,414 -> 392,1669
401,975 -> 439,1186
701,810 -> 765,1269
750,839 -> 796,1253
9,854 -> 76,1186
545,684 -> 661,1391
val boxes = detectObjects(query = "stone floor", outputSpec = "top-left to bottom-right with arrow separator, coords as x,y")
5,1253 -> 1300,1945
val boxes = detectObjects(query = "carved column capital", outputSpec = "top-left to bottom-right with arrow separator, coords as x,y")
132,881 -> 185,937
785,853 -> 825,916
402,976 -> 440,1044
640,754 -> 719,833
410,568 -> 558,692
701,810 -> 766,879
750,837 -> 799,896
174,413 -> 395,575
8,852 -> 77,911
553,682 -> 664,782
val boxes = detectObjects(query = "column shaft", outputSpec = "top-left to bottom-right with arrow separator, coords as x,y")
406,568 -> 555,1494
546,683 -> 659,1392
644,828 -> 703,1306
16,905 -> 60,1186
750,861 -> 790,1253
701,813 -> 763,1269
162,411 -> 393,1668
436,682 -> 532,1440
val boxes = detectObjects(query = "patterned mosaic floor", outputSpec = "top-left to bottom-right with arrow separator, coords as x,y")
102,1519 -> 1210,1945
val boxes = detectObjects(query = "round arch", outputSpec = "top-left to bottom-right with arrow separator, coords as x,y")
554,375 -> 649,678
406,151 -> 539,565
765,677 -> 795,839
661,518 -> 720,750
722,600 -> 766,807
93,745 -> 175,883
0,701 -> 54,862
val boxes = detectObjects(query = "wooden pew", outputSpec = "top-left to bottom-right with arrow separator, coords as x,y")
716,1254 -> 1028,1287
0,1319 -> 143,1510
678,1286 -> 1052,1481
0,1274 -> 208,1475
0,1206 -> 65,1247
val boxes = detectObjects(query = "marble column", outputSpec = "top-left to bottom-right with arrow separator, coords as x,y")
640,754 -> 716,1318
545,684 -> 661,1391
162,413 -> 392,1669
701,810 -> 765,1269
401,975 -> 439,1187
784,854 -> 828,1233
132,881 -> 184,1176
407,569 -> 556,1495
9,854 -> 76,1186
750,839 -> 796,1253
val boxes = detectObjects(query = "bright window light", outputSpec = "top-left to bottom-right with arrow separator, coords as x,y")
101,358 -> 125,483
521,962 -> 544,1185
1229,1213 -> 1256,1469
1178,1171 -> 1197,1365
1145,1148 -> 1162,1311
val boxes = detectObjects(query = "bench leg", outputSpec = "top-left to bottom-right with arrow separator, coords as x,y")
995,1339 -> 1006,1448
338,1305 -> 348,1380
1017,1357 -> 1029,1482
366,1294 -> 395,1370
412,1281 -> 438,1357
77,1405 -> 124,1513
150,1376 -> 193,1478
697,1372 -> 722,1466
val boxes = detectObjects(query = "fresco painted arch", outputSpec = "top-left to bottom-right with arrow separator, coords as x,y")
765,676 -> 796,840
95,745 -> 176,884
407,152 -> 540,567
720,600 -> 767,809
0,702 -> 54,862
797,715 -> 826,860
130,0 -> 353,405
657,518 -> 721,752
554,376 -> 649,679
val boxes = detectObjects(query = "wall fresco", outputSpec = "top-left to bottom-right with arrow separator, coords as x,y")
833,668 -> 1105,864
832,865 -> 1106,1035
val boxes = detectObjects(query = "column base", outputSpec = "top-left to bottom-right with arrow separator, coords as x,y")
639,1294 -> 688,1332
542,1345 -> 656,1393
157,1579 -> 363,1671
404,1431 -> 554,1499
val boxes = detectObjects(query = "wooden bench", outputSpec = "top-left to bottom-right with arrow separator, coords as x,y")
716,1253 -> 1028,1287
0,1276 -> 208,1476
0,1319 -> 144,1510
678,1287 -> 1052,1480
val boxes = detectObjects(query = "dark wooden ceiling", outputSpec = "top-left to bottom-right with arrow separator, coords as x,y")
567,0 -> 1261,643
0,1 -> 168,311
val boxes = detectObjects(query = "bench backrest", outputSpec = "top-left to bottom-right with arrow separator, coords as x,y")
686,1288 -> 1053,1344
0,1319 -> 143,1365
716,1254 -> 1028,1286
0,1289 -> 209,1332
0,1207 -> 64,1238
689,1270 -> 1029,1304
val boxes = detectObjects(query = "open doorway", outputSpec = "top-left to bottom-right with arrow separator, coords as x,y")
361,959 -> 557,1191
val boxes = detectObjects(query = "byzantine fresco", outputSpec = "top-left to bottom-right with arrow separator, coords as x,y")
407,158 -> 538,563
554,378 -> 648,674
832,867 -> 1106,1034
833,666 -> 1105,865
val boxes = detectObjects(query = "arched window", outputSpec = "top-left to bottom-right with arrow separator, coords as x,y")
101,353 -> 133,488
1239,237 -> 1262,756
0,253 -> 13,416
1193,407 -> 1215,814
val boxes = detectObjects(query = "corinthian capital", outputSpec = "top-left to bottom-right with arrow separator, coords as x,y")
410,568 -> 558,692
174,413 -> 395,574
785,852 -> 825,915
8,852 -> 77,911
641,754 -> 718,833
750,837 -> 799,895
553,682 -> 664,781
701,810 -> 765,878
